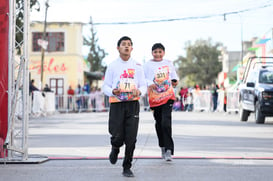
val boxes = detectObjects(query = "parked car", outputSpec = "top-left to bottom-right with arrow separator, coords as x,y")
239,59 -> 273,124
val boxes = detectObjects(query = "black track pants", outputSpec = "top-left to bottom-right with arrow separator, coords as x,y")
152,100 -> 174,155
108,101 -> 140,169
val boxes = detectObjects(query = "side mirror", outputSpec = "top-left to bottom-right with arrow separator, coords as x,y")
246,82 -> 255,87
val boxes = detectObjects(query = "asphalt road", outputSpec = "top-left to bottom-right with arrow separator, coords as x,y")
1,111 -> 273,181
28,111 -> 273,159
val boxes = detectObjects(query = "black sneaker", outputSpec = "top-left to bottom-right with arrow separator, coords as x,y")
109,147 -> 119,164
122,168 -> 134,177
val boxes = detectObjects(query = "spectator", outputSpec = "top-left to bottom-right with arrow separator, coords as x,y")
43,84 -> 52,92
192,84 -> 201,111
185,92 -> 193,112
75,84 -> 82,111
67,85 -> 75,110
29,79 -> 39,94
29,79 -> 40,100
95,88 -> 104,112
82,82 -> 90,109
90,87 -> 96,112
179,86 -> 188,111
211,83 -> 219,112
222,85 -> 227,112
83,82 -> 90,94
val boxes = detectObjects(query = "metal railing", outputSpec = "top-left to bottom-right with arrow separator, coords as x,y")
51,90 -> 239,113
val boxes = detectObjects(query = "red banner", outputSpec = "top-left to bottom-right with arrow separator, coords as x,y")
0,0 -> 9,158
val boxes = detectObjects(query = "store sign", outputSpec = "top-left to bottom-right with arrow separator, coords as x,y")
29,57 -> 68,74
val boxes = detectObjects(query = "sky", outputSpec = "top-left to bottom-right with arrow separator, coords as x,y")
30,0 -> 273,65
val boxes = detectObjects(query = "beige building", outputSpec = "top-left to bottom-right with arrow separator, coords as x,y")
29,21 -> 87,95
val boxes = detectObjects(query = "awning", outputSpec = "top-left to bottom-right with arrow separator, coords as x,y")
84,71 -> 104,80
256,38 -> 271,45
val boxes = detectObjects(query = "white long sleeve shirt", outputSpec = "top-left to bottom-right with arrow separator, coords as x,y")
103,57 -> 147,103
144,59 -> 179,107
144,59 -> 179,86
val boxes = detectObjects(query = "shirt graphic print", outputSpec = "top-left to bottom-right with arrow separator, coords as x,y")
110,68 -> 140,102
148,65 -> 175,107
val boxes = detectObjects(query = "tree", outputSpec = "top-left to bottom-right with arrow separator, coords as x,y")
83,18 -> 107,73
174,38 -> 222,87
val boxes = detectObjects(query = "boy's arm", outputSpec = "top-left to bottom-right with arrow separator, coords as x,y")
137,66 -> 147,96
170,62 -> 179,81
143,63 -> 154,86
169,61 -> 179,87
169,62 -> 179,84
102,66 -> 115,97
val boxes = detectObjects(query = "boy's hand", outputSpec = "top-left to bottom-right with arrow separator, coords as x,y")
112,88 -> 121,96
171,79 -> 178,87
132,89 -> 141,97
148,84 -> 157,91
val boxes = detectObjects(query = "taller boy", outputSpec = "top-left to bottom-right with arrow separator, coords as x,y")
102,36 -> 146,177
144,43 -> 179,161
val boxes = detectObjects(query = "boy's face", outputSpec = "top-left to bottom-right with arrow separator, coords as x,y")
152,48 -> 165,61
117,40 -> 133,57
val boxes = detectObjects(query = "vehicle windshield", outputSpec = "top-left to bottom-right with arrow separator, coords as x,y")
259,70 -> 273,84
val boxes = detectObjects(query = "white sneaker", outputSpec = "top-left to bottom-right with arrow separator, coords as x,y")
165,150 -> 172,161
161,147 -> 166,159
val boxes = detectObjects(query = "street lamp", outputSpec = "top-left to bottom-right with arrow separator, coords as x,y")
40,0 -> 49,89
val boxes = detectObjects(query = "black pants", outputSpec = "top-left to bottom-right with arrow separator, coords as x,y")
151,100 -> 174,155
108,101 -> 140,169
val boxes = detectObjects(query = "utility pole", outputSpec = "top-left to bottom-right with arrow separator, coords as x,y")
223,13 -> 244,64
238,13 -> 244,64
40,0 -> 49,89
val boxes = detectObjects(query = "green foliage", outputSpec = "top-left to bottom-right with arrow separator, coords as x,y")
83,20 -> 107,73
175,38 -> 222,87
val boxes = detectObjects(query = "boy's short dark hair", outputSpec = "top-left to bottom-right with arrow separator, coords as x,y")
152,43 -> 165,51
117,36 -> 133,47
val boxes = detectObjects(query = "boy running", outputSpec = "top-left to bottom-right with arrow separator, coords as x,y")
102,36 -> 146,177
144,43 -> 179,161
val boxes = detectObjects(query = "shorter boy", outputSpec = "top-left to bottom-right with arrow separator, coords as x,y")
144,43 -> 179,161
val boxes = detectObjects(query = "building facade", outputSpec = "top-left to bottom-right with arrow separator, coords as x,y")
29,21 -> 87,95
219,28 -> 273,88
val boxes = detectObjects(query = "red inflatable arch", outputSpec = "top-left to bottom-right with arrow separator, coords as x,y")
0,0 -> 9,158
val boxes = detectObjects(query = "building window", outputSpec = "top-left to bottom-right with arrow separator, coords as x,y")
50,78 -> 64,95
32,32 -> 64,52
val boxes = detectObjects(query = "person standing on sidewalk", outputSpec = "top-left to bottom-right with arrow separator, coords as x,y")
144,43 -> 179,161
102,36 -> 147,177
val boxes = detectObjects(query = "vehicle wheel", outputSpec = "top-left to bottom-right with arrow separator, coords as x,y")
239,101 -> 249,122
255,102 -> 265,124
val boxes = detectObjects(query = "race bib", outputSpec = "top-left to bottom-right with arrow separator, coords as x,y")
154,66 -> 169,85
119,78 -> 136,92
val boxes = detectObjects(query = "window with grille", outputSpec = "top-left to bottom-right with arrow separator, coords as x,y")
32,32 -> 64,52
50,78 -> 64,95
